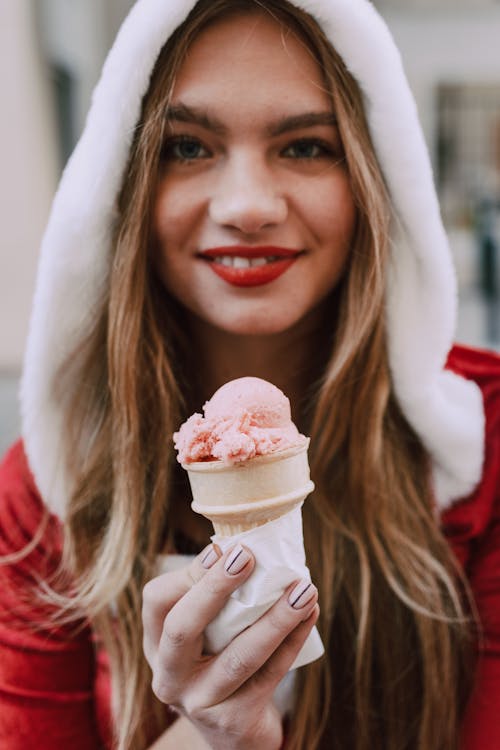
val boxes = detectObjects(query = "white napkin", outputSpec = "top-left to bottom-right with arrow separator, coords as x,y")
206,506 -> 324,670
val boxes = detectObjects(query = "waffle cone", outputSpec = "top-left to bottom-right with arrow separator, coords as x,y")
184,441 -> 314,536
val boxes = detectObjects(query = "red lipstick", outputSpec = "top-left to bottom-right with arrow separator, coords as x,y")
200,246 -> 302,287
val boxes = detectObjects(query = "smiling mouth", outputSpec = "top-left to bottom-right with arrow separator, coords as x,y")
199,246 -> 303,287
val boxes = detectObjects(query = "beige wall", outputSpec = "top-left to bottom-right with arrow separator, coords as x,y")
0,0 -> 135,374
0,0 -> 58,373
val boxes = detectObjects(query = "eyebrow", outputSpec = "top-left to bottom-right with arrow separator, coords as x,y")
165,103 -> 337,137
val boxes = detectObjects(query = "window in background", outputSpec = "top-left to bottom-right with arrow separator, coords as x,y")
51,64 -> 76,168
437,83 -> 500,349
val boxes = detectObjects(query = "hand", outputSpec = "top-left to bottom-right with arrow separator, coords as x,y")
147,715 -> 211,749
142,543 -> 319,750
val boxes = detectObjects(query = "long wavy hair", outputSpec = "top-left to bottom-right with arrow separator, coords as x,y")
30,1 -> 476,748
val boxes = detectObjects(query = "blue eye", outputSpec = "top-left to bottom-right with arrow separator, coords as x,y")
282,139 -> 332,159
161,137 -> 209,162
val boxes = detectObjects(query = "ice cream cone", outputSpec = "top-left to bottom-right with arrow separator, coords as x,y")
184,441 -> 314,536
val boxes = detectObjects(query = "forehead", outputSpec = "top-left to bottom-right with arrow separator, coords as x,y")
170,10 -> 332,116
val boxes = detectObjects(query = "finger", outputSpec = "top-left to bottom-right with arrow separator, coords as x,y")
142,543 -> 222,663
196,579 -> 318,705
253,603 -> 320,693
219,605 -> 320,718
156,544 -> 255,675
188,607 -> 320,736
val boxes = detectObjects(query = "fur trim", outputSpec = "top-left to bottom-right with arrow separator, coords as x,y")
20,0 -> 485,519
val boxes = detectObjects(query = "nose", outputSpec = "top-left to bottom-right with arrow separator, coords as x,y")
209,155 -> 287,234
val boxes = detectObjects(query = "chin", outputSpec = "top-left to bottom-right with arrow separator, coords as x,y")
210,310 -> 305,337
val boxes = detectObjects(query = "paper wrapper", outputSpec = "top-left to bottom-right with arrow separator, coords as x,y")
205,505 -> 324,670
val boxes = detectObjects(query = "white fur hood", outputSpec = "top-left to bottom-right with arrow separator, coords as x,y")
20,0 -> 485,519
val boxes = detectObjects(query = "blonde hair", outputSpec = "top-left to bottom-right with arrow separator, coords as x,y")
25,1 -> 476,748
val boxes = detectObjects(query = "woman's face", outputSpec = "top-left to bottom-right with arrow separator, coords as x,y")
152,10 -> 357,336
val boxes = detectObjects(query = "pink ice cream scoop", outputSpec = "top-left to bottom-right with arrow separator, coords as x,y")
174,377 -> 314,537
173,377 -> 307,464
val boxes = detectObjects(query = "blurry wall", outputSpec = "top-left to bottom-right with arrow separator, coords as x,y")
386,8 -> 500,152
0,0 -> 58,372
35,0 -> 135,148
0,0 -> 135,376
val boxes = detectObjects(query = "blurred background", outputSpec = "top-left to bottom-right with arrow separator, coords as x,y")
1,0 -> 500,455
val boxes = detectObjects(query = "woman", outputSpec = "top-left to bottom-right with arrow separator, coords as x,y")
1,0 -> 499,748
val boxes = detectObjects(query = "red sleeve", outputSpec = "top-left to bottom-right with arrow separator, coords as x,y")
442,345 -> 500,749
0,442 -> 107,750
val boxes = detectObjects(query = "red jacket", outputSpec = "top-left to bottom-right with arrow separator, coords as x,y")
0,344 -> 499,749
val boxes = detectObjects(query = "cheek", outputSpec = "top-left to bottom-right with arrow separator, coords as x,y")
151,184 -> 213,312
321,176 -> 356,238
153,183 -> 186,245
153,176 -> 209,248
151,187 -> 190,291
297,174 -> 357,253
300,177 -> 357,301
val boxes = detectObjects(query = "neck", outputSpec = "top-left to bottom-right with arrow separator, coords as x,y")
184,298 -> 336,429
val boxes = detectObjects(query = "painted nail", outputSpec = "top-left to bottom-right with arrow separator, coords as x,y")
224,544 -> 251,575
288,579 -> 317,609
201,545 -> 220,569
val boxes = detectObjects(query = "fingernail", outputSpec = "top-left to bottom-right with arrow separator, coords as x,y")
201,545 -> 220,569
224,544 -> 251,575
288,579 -> 317,609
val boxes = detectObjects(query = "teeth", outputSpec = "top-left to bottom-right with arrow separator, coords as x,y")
212,256 -> 281,267
233,257 -> 251,269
